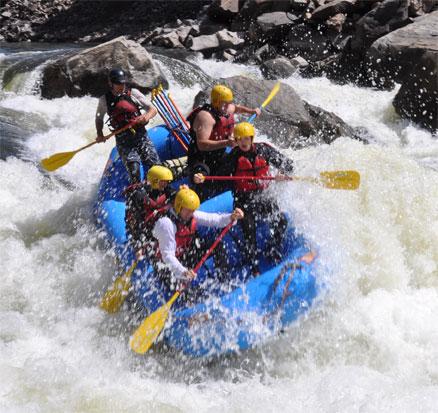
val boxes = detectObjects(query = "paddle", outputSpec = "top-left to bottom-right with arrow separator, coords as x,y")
40,122 -> 136,172
202,170 -> 360,190
247,82 -> 281,123
100,261 -> 138,313
129,220 -> 234,354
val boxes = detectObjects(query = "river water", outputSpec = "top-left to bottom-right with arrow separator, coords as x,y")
0,43 -> 437,412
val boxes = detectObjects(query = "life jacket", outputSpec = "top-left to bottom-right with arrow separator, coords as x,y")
187,104 -> 235,167
156,212 -> 197,259
234,146 -> 270,192
124,185 -> 171,236
105,89 -> 142,131
188,104 -> 235,143
143,193 -> 171,226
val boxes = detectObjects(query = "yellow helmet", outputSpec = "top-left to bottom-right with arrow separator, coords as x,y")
147,165 -> 173,189
211,85 -> 233,109
174,188 -> 200,214
234,122 -> 255,140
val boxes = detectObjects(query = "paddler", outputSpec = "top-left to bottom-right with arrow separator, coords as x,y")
125,165 -> 181,261
187,84 -> 261,200
95,67 -> 160,184
152,188 -> 244,300
194,122 -> 294,275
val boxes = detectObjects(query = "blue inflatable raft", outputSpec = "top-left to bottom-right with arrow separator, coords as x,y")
96,125 -> 318,357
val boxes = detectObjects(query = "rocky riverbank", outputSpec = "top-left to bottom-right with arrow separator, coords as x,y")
1,0 -> 437,131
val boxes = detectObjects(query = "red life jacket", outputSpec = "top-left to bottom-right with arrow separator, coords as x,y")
143,194 -> 171,226
124,185 -> 170,233
156,214 -> 197,260
234,147 -> 270,192
174,216 -> 197,258
105,89 -> 141,131
188,104 -> 235,142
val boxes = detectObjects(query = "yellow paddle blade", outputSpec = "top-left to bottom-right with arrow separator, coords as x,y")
100,262 -> 137,313
261,82 -> 280,109
319,170 -> 360,190
130,291 -> 180,354
40,150 -> 79,172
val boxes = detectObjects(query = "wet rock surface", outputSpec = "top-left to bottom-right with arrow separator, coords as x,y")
1,0 -> 437,130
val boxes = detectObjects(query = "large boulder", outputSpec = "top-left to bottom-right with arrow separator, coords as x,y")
366,10 -> 438,129
367,10 -> 438,83
351,0 -> 411,53
393,51 -> 438,131
40,36 -> 167,99
192,76 -> 367,147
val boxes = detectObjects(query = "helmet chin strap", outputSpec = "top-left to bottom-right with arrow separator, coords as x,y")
111,83 -> 126,97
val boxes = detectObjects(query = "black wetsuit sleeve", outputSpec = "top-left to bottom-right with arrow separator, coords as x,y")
259,143 -> 294,174
166,187 -> 178,203
215,149 -> 238,176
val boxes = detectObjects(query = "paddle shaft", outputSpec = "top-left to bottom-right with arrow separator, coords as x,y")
129,219 -> 234,354
247,82 -> 280,123
166,92 -> 191,131
75,122 -> 137,153
193,220 -> 234,273
203,171 -> 360,190
152,94 -> 189,151
74,141 -> 97,154
204,175 -> 291,181
167,220 -> 234,302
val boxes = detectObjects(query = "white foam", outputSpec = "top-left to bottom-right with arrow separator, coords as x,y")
1,50 -> 438,412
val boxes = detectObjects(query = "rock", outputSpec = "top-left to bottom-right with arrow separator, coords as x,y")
351,0 -> 411,52
152,32 -> 184,49
367,10 -> 438,85
256,11 -> 297,37
366,11 -> 438,129
192,76 -> 366,147
290,56 -> 309,68
199,16 -> 227,35
186,33 -> 221,52
40,36 -> 167,99
423,0 -> 437,13
260,56 -> 300,79
284,23 -> 335,62
408,0 -> 424,17
291,0 -> 310,12
175,26 -> 193,44
216,29 -> 245,49
254,43 -> 278,63
207,0 -> 240,22
212,49 -> 237,61
311,0 -> 357,21
325,13 -> 347,32
1,11 -> 12,18
393,50 -> 437,131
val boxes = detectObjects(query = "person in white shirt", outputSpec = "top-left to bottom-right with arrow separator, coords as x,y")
152,188 -> 244,298
95,67 -> 159,183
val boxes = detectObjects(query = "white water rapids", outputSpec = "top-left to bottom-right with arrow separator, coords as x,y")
0,45 -> 437,412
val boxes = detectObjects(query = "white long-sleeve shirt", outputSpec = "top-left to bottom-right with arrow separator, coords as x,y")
152,209 -> 233,280
95,88 -> 152,122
